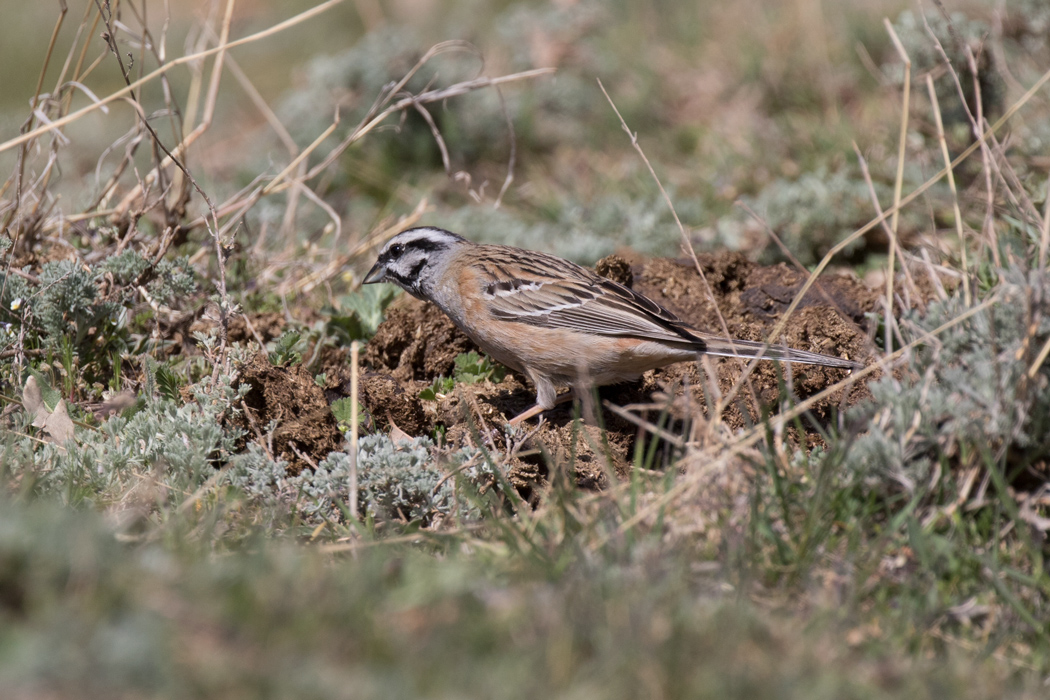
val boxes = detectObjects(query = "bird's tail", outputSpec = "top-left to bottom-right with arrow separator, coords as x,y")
700,336 -> 861,370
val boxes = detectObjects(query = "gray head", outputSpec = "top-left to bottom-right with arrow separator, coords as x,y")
362,227 -> 468,299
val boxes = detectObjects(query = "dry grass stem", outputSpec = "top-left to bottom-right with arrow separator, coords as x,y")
740,198 -> 872,331
601,400 -> 684,449
288,65 -> 554,191
350,340 -> 360,521
493,87 -> 516,209
283,199 -> 426,296
883,18 -> 911,355
597,78 -> 760,428
596,78 -> 731,339
851,142 -> 919,301
753,58 -> 1050,372
925,74 -> 972,306
921,13 -> 1003,267
0,0 -> 349,156
1041,186 -> 1050,272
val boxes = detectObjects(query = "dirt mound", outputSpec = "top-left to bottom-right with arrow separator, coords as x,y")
239,353 -> 343,474
356,371 -> 430,435
334,250 -> 876,494
227,312 -> 288,345
634,252 -> 874,339
364,302 -> 478,381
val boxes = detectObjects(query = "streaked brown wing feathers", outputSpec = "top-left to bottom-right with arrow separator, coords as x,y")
474,248 -> 703,347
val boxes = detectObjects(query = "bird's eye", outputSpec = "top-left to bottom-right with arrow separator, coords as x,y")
390,243 -> 404,256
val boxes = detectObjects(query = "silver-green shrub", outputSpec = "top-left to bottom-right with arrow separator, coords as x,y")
847,266 -> 1050,490
227,434 -> 491,526
2,367 -> 249,505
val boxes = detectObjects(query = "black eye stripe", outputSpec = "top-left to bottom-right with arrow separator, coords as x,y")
407,259 -> 427,280
404,239 -> 443,254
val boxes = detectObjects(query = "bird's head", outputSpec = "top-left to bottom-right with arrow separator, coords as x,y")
362,226 -> 468,299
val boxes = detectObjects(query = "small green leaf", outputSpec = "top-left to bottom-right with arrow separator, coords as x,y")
329,285 -> 399,341
419,376 -> 456,401
268,330 -> 304,367
331,397 -> 364,431
453,351 -> 505,385
155,363 -> 183,402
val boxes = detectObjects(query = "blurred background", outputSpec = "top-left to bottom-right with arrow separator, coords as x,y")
5,0 -> 1050,354
3,0 -> 990,275
5,0 -> 1049,277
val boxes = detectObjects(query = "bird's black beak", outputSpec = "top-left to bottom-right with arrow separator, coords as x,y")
362,260 -> 385,284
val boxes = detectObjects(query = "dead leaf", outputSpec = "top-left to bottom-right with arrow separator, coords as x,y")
43,399 -> 75,444
22,376 -> 75,448
387,417 -> 411,445
23,375 -> 54,429
23,375 -> 45,420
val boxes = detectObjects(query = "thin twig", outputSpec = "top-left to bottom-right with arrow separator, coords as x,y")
883,18 -> 912,356
494,86 -> 516,209
925,74 -> 971,306
851,142 -> 918,301
288,67 -> 554,193
739,199 -> 871,332
597,78 -> 760,426
285,200 -> 426,296
349,340 -> 360,521
601,400 -> 684,449
0,0 -> 350,156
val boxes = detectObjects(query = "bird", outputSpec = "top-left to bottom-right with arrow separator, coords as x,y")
363,226 -> 862,425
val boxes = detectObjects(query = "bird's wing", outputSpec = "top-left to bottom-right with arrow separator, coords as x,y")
467,246 -> 861,370
473,249 -> 704,348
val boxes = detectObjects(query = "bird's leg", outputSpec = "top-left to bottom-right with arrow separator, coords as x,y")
508,392 -> 574,426
507,403 -> 546,426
